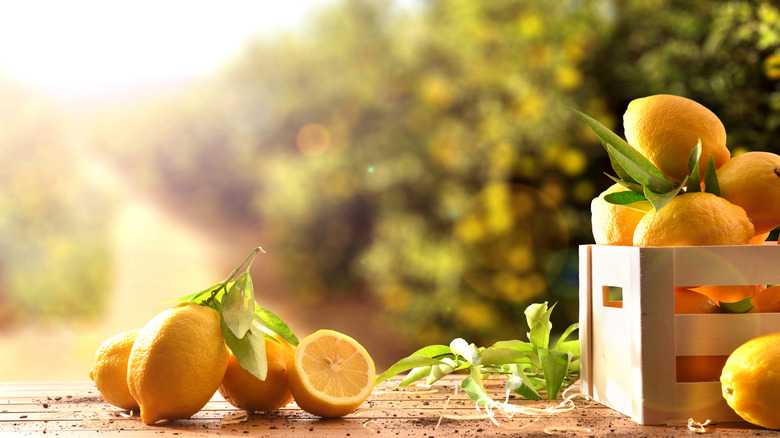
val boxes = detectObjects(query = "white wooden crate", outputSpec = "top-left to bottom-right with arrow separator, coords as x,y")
579,244 -> 780,425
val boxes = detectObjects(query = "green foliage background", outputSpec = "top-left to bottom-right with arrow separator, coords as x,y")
3,0 -> 780,349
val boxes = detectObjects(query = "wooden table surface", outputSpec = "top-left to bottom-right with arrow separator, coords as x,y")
1,375 -> 776,437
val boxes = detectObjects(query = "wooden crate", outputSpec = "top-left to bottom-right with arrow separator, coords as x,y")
578,244 -> 780,425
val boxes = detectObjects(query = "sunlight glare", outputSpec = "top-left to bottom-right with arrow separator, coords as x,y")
0,0 -> 332,100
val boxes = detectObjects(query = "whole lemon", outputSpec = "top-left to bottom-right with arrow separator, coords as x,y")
590,183 -> 647,246
89,329 -> 140,411
623,94 -> 730,183
718,151 -> 780,236
632,192 -> 753,246
721,332 -> 780,429
127,302 -> 229,424
218,335 -> 295,412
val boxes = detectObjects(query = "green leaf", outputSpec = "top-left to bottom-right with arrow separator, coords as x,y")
254,304 -> 298,347
687,139 -> 703,192
603,190 -> 647,205
221,319 -> 268,381
644,181 -> 685,212
720,296 -> 754,313
411,344 -> 452,358
480,347 -> 533,365
506,365 -> 542,400
554,323 -> 579,350
606,148 -> 639,184
605,143 -> 677,193
374,356 -> 446,385
604,173 -> 645,195
575,109 -> 674,190
460,367 -> 492,406
526,302 -> 554,349
222,272 -> 254,339
538,348 -> 571,400
399,366 -> 433,386
490,339 -> 534,354
704,155 -> 720,196
426,358 -> 458,385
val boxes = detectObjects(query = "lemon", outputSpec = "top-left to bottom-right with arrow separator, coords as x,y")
590,183 -> 647,246
623,94 -> 730,183
218,335 -> 295,412
749,286 -> 780,313
691,284 -> 765,304
288,329 -> 375,418
721,332 -> 780,429
718,151 -> 780,236
632,192 -> 753,246
89,329 -> 140,411
673,288 -> 721,314
127,302 -> 229,424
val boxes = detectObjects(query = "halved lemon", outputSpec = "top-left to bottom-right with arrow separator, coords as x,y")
288,329 -> 375,417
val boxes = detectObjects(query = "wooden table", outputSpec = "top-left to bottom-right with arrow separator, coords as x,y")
1,375 -> 776,437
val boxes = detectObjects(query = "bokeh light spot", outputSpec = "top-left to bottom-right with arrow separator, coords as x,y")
296,123 -> 331,157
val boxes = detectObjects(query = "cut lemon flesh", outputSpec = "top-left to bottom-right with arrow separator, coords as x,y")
289,329 -> 375,417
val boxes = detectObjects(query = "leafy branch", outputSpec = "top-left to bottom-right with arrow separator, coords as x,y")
376,302 -> 579,403
574,109 -> 720,211
175,246 -> 298,381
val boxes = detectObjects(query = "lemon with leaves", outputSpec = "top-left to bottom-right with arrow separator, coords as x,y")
722,332 -> 780,429
127,302 -> 229,424
89,329 -> 140,411
623,94 -> 730,183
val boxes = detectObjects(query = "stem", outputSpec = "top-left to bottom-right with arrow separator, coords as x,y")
205,246 -> 264,305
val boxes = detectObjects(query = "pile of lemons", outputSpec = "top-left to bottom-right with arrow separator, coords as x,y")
89,302 -> 375,424
591,94 -> 780,248
587,94 -> 780,430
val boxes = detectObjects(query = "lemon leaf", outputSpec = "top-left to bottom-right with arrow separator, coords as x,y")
687,139 -> 703,192
604,173 -> 645,194
253,303 -> 299,346
479,347 -> 533,365
603,190 -> 647,205
222,272 -> 254,339
606,148 -> 639,185
399,366 -> 433,386
221,319 -> 268,380
460,368 -> 491,406
526,302 -> 554,350
411,344 -> 452,357
375,356 -> 446,385
506,365 -> 542,400
720,296 -> 753,313
605,142 -> 677,194
575,109 -> 672,187
704,155 -> 720,196
490,339 -> 534,354
644,180 -> 685,211
539,348 -> 571,400
554,322 -> 580,352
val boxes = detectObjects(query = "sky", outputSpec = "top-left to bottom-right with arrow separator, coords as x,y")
0,1 -> 335,101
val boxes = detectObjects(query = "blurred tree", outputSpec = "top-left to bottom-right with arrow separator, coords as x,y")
90,0 -> 780,349
587,0 -> 780,154
0,81 -> 111,328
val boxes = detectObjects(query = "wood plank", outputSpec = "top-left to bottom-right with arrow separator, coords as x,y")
0,377 -> 777,437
